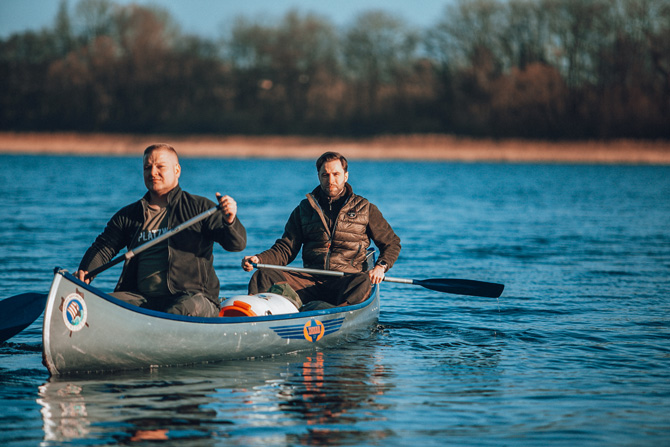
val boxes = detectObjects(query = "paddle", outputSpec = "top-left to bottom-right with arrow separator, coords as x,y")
85,203 -> 223,280
0,293 -> 48,343
252,263 -> 504,298
0,203 -> 224,344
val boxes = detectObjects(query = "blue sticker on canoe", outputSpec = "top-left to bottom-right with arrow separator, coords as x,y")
271,317 -> 345,342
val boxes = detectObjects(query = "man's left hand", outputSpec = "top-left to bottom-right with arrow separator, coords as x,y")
368,264 -> 385,285
216,193 -> 237,224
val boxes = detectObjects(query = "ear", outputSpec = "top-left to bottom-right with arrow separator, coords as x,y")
344,171 -> 349,182
175,163 -> 181,178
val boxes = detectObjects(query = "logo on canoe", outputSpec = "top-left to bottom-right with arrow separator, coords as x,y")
270,317 -> 345,342
60,291 -> 89,336
303,319 -> 325,342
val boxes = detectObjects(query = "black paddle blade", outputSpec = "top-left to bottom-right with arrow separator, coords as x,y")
415,278 -> 504,298
0,293 -> 48,343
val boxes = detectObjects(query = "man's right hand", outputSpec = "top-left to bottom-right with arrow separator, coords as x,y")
241,255 -> 259,272
75,270 -> 92,284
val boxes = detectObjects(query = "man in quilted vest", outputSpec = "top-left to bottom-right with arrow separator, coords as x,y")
242,151 -> 401,309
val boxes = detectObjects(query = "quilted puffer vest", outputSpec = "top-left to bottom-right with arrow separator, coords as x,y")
300,192 -> 370,273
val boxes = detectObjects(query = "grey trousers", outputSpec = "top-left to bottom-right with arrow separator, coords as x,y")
110,291 -> 219,317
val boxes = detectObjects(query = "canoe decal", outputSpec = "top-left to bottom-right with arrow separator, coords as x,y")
59,290 -> 89,336
271,317 -> 345,342
304,320 -> 325,342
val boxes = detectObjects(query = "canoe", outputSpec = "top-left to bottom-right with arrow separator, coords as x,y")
42,268 -> 380,375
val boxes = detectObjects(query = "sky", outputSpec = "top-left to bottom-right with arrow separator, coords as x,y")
0,0 -> 454,38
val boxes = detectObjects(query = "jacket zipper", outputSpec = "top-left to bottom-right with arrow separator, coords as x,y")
350,243 -> 362,267
308,192 -> 352,270
328,195 -> 352,269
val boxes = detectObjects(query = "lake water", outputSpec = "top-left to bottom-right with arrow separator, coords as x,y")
1,154 -> 669,446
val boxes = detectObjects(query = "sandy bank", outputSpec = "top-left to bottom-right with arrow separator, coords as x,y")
1,132 -> 669,164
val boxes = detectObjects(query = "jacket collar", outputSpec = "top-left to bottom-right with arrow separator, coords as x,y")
142,184 -> 182,206
311,183 -> 353,202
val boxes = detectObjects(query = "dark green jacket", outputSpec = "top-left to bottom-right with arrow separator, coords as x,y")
79,185 -> 246,305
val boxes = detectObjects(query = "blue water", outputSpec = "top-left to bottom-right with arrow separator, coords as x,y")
1,154 -> 669,446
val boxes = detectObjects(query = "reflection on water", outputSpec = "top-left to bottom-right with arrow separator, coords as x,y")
38,383 -> 89,441
281,351 -> 393,445
36,342 -> 392,445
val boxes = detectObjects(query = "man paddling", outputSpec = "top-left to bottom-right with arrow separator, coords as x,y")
242,151 -> 401,310
75,143 -> 246,317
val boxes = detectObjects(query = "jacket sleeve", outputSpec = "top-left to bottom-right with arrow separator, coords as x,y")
256,206 -> 304,266
367,203 -> 401,269
214,216 -> 247,252
78,209 -> 133,273
202,203 -> 247,252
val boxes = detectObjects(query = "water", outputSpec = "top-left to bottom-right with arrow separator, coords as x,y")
1,154 -> 669,446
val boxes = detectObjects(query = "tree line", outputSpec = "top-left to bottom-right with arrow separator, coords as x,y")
1,0 -> 669,139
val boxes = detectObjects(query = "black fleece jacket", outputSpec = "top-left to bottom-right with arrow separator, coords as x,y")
78,185 -> 246,305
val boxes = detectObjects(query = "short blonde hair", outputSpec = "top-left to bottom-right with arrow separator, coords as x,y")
144,143 -> 179,160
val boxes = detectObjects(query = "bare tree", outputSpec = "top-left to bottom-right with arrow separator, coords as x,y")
225,10 -> 340,132
74,0 -> 115,43
2,0 -> 669,138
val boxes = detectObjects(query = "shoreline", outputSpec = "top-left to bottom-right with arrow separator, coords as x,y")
1,132 -> 669,164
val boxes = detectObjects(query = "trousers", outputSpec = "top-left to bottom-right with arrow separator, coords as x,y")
110,291 -> 219,317
247,268 -> 372,307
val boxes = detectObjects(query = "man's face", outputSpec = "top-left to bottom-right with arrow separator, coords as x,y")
318,159 -> 349,198
143,149 -> 181,196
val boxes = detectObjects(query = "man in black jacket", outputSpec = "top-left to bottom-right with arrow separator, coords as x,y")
76,143 -> 246,317
242,151 -> 400,309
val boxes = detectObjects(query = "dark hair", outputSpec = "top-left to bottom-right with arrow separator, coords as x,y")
144,143 -> 179,160
316,151 -> 348,172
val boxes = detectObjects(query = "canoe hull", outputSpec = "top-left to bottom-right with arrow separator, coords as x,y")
42,269 -> 380,375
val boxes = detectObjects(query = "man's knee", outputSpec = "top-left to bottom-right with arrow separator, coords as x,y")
341,272 -> 372,305
248,268 -> 285,294
109,291 -> 146,307
167,293 -> 218,318
352,272 -> 372,286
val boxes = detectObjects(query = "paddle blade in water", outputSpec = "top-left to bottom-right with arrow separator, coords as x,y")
415,279 -> 504,298
0,293 -> 48,343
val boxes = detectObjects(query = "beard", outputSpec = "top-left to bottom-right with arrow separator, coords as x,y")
322,183 -> 345,199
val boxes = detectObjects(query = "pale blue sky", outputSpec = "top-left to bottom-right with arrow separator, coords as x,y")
0,0 -> 453,38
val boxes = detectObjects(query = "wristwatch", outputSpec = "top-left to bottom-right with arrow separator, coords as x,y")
376,261 -> 388,272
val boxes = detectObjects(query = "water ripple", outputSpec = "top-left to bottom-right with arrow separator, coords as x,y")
1,157 -> 670,445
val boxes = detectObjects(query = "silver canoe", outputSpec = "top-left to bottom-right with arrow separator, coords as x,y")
42,268 -> 380,375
